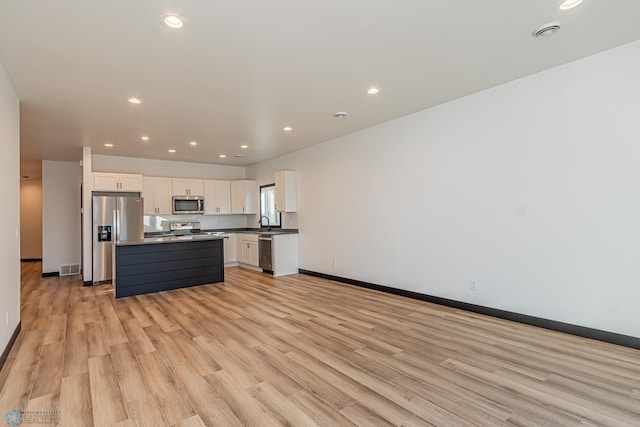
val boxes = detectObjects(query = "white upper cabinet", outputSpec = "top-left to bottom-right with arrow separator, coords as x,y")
94,172 -> 143,192
142,177 -> 173,215
203,180 -> 231,214
230,180 -> 256,214
172,178 -> 204,197
275,170 -> 297,212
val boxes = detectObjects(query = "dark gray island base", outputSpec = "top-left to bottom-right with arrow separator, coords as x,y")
114,238 -> 224,298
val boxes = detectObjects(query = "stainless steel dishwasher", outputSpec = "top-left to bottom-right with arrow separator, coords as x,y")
258,235 -> 273,272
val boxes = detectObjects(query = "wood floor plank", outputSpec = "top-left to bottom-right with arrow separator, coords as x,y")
66,301 -> 86,333
88,354 -> 129,427
357,346 -> 513,423
125,297 -> 156,328
63,331 -> 89,377
60,373 -> 94,427
124,395 -> 167,427
30,341 -> 64,399
223,338 -> 302,397
3,262 -> 640,427
340,402 -> 402,427
121,318 -> 157,355
142,325 -> 244,426
203,369 -> 282,427
170,415 -> 208,427
85,320 -> 109,358
443,357 -> 639,426
42,313 -> 67,344
256,343 -> 357,411
288,389 -> 359,427
192,335 -> 261,389
98,294 -> 129,346
166,329 -> 222,376
136,351 -> 196,425
24,392 -> 61,425
248,381 -> 318,426
109,342 -> 153,404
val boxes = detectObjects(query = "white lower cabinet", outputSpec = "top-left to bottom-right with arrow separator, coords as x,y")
237,234 -> 259,267
234,232 -> 298,274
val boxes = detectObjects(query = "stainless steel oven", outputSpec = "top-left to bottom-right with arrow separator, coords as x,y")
259,236 -> 273,272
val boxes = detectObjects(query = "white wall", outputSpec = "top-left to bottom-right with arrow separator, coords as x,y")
92,155 -> 246,180
0,60 -> 20,352
42,161 -> 82,274
248,40 -> 640,338
20,179 -> 43,259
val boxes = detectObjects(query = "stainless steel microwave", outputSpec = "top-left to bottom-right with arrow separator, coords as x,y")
172,196 -> 204,214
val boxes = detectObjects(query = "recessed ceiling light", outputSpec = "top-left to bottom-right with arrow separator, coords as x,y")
104,143 -> 114,147
140,136 -> 150,141
234,154 -> 243,158
240,144 -> 248,149
128,97 -> 142,104
367,87 -> 380,95
559,0 -> 583,10
190,141 -> 197,146
283,126 -> 292,132
168,149 -> 176,153
219,154 -> 227,158
532,21 -> 562,38
163,14 -> 185,29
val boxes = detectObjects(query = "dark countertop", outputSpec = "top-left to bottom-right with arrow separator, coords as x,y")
233,228 -> 298,235
144,228 -> 298,238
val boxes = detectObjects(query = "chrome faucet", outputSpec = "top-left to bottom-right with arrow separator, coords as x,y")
259,215 -> 270,229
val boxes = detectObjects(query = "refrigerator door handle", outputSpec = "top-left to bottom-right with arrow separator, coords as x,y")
113,209 -> 120,241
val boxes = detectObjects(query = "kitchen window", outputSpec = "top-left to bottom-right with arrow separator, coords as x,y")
260,184 -> 281,228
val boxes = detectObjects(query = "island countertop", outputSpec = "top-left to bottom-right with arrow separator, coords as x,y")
115,234 -> 226,246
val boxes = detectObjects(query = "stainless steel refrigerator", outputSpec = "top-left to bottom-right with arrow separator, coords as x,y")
92,195 -> 144,282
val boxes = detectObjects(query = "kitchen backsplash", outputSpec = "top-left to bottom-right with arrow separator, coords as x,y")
144,214 -> 249,232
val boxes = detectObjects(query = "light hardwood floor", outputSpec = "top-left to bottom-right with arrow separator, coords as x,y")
1,262 -> 639,426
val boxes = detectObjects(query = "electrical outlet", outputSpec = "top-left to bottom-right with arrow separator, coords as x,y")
332,259 -> 337,267
469,280 -> 477,291
5,312 -> 9,326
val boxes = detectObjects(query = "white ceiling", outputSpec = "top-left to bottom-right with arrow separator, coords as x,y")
2,1 -> 640,169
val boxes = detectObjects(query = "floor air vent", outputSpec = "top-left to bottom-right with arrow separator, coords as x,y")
60,264 -> 81,276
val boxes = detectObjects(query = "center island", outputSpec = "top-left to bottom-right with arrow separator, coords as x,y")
113,235 -> 224,298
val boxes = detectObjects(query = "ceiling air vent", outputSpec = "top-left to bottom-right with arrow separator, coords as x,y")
533,21 -> 562,38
